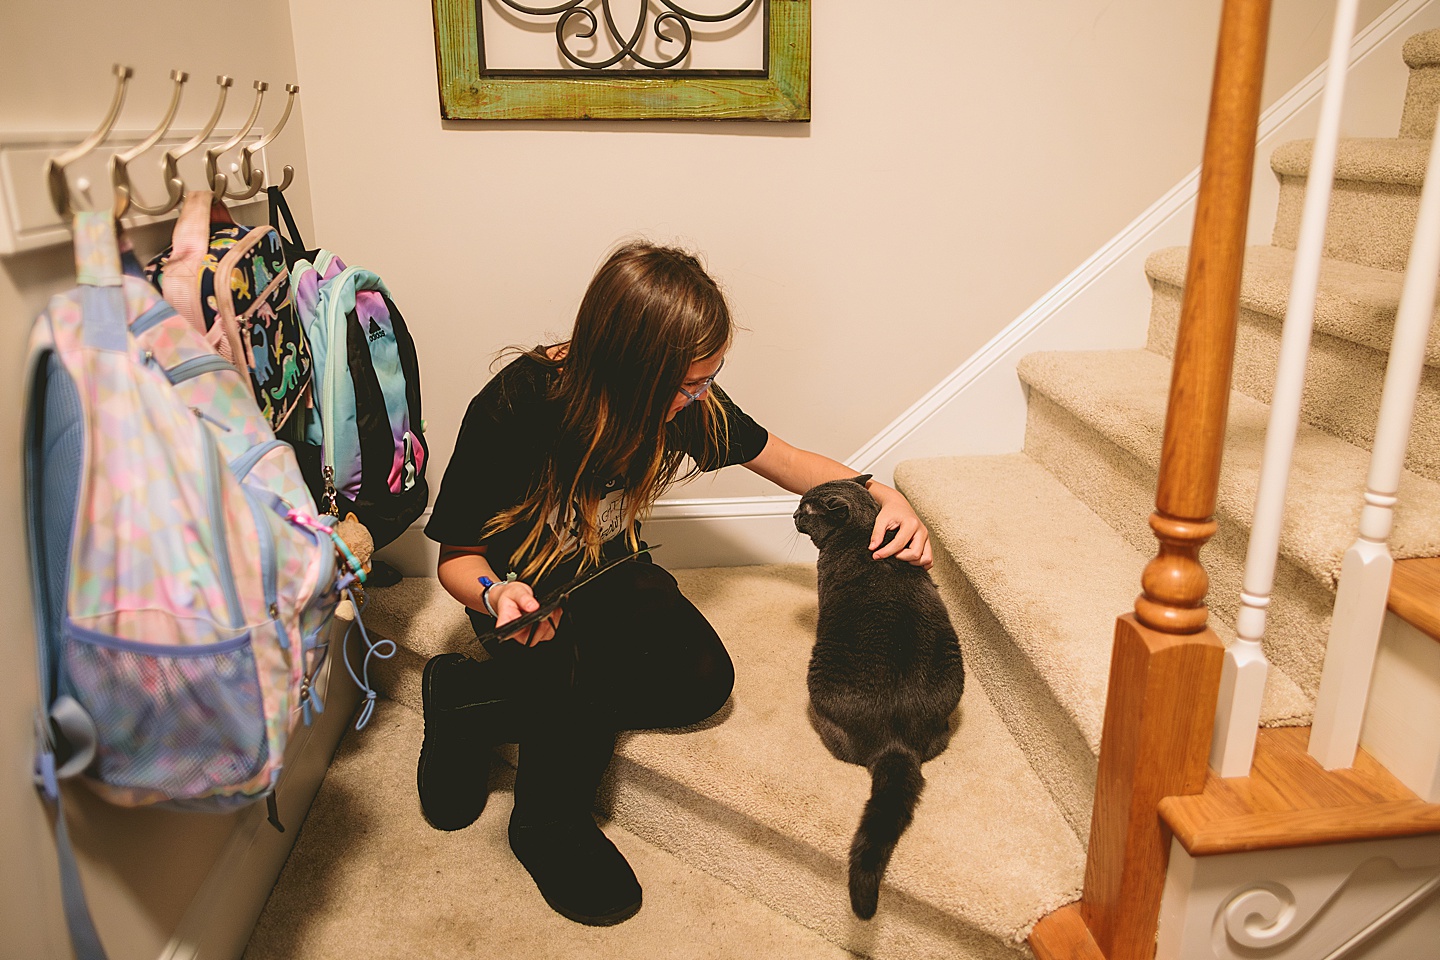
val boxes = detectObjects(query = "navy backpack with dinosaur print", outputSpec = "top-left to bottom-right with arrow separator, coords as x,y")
145,189 -> 313,431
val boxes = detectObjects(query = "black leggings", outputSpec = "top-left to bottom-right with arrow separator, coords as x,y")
491,559 -> 734,730
485,560 -> 735,824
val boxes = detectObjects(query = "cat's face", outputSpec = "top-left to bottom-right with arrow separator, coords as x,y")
794,475 -> 877,546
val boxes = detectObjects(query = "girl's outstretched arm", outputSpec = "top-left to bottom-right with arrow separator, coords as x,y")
744,434 -> 932,569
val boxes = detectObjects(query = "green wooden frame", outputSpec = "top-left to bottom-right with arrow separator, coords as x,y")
432,0 -> 810,121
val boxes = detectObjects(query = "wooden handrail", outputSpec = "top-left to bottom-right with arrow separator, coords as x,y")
1076,1 -> 1272,958
1136,0 -> 1271,635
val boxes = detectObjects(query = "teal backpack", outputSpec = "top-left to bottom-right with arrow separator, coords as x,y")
268,187 -> 428,550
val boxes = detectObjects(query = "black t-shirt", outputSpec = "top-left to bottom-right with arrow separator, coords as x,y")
425,352 -> 769,591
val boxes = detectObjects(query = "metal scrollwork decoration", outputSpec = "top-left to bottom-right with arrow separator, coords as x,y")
433,0 -> 807,120
492,0 -> 759,71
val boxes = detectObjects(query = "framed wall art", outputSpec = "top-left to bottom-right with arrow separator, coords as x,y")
431,0 -> 810,121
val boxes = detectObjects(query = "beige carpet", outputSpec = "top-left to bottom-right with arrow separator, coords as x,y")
335,567 -> 1084,960
1014,347 -> 1440,697
244,698 -> 863,960
1146,244 -> 1440,482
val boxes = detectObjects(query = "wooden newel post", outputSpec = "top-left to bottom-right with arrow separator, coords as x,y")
1079,1 -> 1271,957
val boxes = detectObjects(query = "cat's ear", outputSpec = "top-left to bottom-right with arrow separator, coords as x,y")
822,494 -> 851,515
850,474 -> 872,487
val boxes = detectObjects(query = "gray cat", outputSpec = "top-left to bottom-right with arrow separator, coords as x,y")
793,476 -> 966,920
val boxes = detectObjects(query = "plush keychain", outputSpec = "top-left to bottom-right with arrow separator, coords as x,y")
331,512 -> 374,604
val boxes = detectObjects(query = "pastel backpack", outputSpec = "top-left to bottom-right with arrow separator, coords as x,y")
144,189 -> 313,431
27,212 -> 348,851
270,187 -> 428,550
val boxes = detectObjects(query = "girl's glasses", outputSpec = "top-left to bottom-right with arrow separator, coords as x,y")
678,358 -> 724,406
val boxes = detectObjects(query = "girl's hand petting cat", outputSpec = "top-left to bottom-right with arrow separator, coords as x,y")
868,487 -> 934,569
492,580 -> 564,646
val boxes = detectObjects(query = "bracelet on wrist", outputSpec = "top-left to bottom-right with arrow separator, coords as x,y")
478,572 -> 518,618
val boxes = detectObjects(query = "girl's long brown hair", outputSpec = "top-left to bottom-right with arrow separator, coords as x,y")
483,242 -> 733,581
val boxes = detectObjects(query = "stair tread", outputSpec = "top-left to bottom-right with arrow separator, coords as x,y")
894,453 -> 1310,755
1016,348 -> 1440,589
1404,28 -> 1440,68
1271,136 -> 1430,186
1391,557 -> 1440,643
615,564 -> 1085,948
364,576 -> 476,660
1145,244 -> 1440,364
1158,727 -> 1440,856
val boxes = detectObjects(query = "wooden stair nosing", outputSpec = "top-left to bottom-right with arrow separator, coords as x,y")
1390,556 -> 1440,644
1028,903 -> 1103,960
1158,727 -> 1440,857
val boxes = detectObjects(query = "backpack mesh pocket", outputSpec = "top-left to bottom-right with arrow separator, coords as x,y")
62,623 -> 269,798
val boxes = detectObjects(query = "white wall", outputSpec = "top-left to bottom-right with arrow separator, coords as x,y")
291,0 -> 1396,498
0,3 -> 316,958
287,0 -> 1394,573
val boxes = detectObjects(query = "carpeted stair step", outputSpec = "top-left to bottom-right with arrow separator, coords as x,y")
244,699 -> 862,960
357,567 -> 1086,959
1145,244 -> 1440,481
1401,29 -> 1440,139
603,564 -> 1084,960
1017,348 -> 1440,699
358,578 -> 476,714
892,453 -> 1310,839
1270,137 -> 1430,273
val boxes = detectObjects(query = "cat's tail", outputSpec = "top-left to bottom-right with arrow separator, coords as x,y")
849,748 -> 925,920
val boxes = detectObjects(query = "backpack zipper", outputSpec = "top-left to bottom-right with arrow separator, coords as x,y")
166,354 -> 236,385
321,269 -> 361,511
242,490 -> 285,651
130,301 -> 178,337
199,420 -> 244,630
230,439 -> 287,482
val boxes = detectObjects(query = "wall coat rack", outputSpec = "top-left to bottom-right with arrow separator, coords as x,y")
0,64 -> 301,255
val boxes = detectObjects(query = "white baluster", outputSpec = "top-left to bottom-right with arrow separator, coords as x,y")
1211,0 -> 1360,778
1309,101 -> 1440,770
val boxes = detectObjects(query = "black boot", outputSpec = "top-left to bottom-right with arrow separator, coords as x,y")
508,724 -> 642,925
417,652 -> 516,831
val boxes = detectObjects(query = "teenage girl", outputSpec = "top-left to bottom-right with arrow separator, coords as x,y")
419,241 -> 932,926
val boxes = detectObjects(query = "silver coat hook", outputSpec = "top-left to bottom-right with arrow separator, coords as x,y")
225,83 -> 299,201
206,79 -> 267,197
47,64 -> 132,219
145,75 -> 233,215
110,69 -> 188,219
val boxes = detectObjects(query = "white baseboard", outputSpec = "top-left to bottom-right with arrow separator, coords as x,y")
643,496 -> 816,569
374,500 -> 815,575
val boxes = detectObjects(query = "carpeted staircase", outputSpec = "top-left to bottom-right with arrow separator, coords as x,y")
245,27 -> 1440,960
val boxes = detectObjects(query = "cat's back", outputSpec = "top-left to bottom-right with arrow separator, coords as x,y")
814,546 -> 958,652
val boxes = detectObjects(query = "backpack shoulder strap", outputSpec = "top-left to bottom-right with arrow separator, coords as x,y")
211,226 -> 271,373
267,186 -> 319,268
30,210 -> 123,960
161,190 -> 216,338
71,211 -> 127,353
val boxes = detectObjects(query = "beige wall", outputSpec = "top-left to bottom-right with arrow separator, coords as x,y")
290,0 -> 1394,507
0,2 -> 314,958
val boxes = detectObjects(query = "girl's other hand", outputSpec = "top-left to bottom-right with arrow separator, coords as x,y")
868,486 -> 934,570
492,581 -> 564,646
